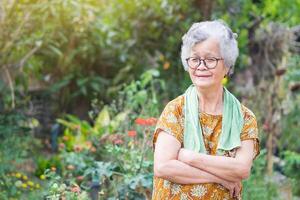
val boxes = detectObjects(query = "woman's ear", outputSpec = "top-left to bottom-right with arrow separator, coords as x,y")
224,66 -> 231,77
223,68 -> 229,78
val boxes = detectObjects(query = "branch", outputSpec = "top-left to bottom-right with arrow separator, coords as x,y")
3,65 -> 15,109
1,10 -> 31,56
18,42 -> 42,72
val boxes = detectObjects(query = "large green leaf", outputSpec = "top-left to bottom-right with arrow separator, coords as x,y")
93,106 -> 110,132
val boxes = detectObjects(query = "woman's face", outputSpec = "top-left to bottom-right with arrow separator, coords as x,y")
187,37 -> 229,89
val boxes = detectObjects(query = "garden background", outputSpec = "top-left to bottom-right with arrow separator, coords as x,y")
0,0 -> 300,199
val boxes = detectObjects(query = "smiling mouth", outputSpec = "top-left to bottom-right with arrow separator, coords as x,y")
194,74 -> 212,77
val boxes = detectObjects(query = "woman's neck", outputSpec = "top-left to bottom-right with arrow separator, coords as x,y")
196,85 -> 224,115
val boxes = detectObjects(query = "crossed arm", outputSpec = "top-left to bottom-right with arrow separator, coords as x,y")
177,140 -> 255,182
153,131 -> 227,185
153,131 -> 256,194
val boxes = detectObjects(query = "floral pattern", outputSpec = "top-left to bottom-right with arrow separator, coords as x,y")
191,185 -> 208,197
171,184 -> 182,195
152,95 -> 260,200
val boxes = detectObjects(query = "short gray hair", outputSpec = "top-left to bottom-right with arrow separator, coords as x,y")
181,20 -> 238,75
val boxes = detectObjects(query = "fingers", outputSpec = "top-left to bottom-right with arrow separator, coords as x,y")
233,182 -> 241,198
229,187 -> 234,198
233,186 -> 238,198
221,181 -> 240,198
226,182 -> 234,198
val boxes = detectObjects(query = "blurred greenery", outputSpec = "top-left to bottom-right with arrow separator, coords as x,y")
0,0 -> 299,199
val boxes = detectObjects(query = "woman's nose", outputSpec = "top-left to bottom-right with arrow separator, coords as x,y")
196,60 -> 208,70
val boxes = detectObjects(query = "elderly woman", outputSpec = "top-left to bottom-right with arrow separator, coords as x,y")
152,20 -> 260,200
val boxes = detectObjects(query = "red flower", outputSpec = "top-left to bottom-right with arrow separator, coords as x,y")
263,122 -> 270,131
90,146 -> 96,153
85,141 -> 92,149
135,118 -> 148,126
127,130 -> 137,137
113,139 -> 124,145
135,117 -> 158,126
74,145 -> 83,153
58,143 -> 65,150
70,184 -> 81,194
74,125 -> 81,130
76,176 -> 84,182
67,165 -> 75,170
62,136 -> 69,141
147,117 -> 158,126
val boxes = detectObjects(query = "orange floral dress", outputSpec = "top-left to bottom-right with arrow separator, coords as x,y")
152,95 -> 260,200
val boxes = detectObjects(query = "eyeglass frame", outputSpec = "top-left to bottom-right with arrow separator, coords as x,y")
185,57 -> 224,70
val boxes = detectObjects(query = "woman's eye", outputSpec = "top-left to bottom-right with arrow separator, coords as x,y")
205,58 -> 216,63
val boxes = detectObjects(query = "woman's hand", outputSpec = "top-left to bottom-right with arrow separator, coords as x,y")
220,180 -> 242,199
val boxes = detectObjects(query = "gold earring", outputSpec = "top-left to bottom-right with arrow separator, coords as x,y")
222,75 -> 228,85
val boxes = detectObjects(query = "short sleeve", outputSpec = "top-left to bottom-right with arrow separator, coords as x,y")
152,96 -> 184,150
240,105 -> 260,160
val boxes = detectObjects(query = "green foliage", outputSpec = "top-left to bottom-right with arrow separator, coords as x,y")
0,0 -> 195,111
105,144 -> 153,199
116,69 -> 165,117
57,114 -> 98,152
243,149 -> 280,200
40,124 -> 154,199
0,112 -> 42,199
279,55 -> 300,152
0,172 -> 42,200
215,0 -> 300,71
283,151 -> 300,178
282,151 -> 300,195
35,156 -> 63,177
43,169 -> 89,200
39,70 -> 161,198
0,112 -> 30,173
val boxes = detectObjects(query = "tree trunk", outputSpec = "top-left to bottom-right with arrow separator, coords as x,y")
266,128 -> 273,175
194,0 -> 215,20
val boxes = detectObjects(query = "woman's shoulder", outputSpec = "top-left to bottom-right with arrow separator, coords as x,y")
162,95 -> 185,115
167,95 -> 185,106
241,104 -> 257,124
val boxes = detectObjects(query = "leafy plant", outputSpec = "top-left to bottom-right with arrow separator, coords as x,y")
43,169 -> 89,200
0,112 -> 42,199
242,149 -> 280,200
282,151 -> 300,195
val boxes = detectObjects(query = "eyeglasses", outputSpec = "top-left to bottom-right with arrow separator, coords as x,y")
186,57 -> 224,69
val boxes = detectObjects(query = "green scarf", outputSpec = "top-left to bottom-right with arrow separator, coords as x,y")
183,84 -> 244,155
